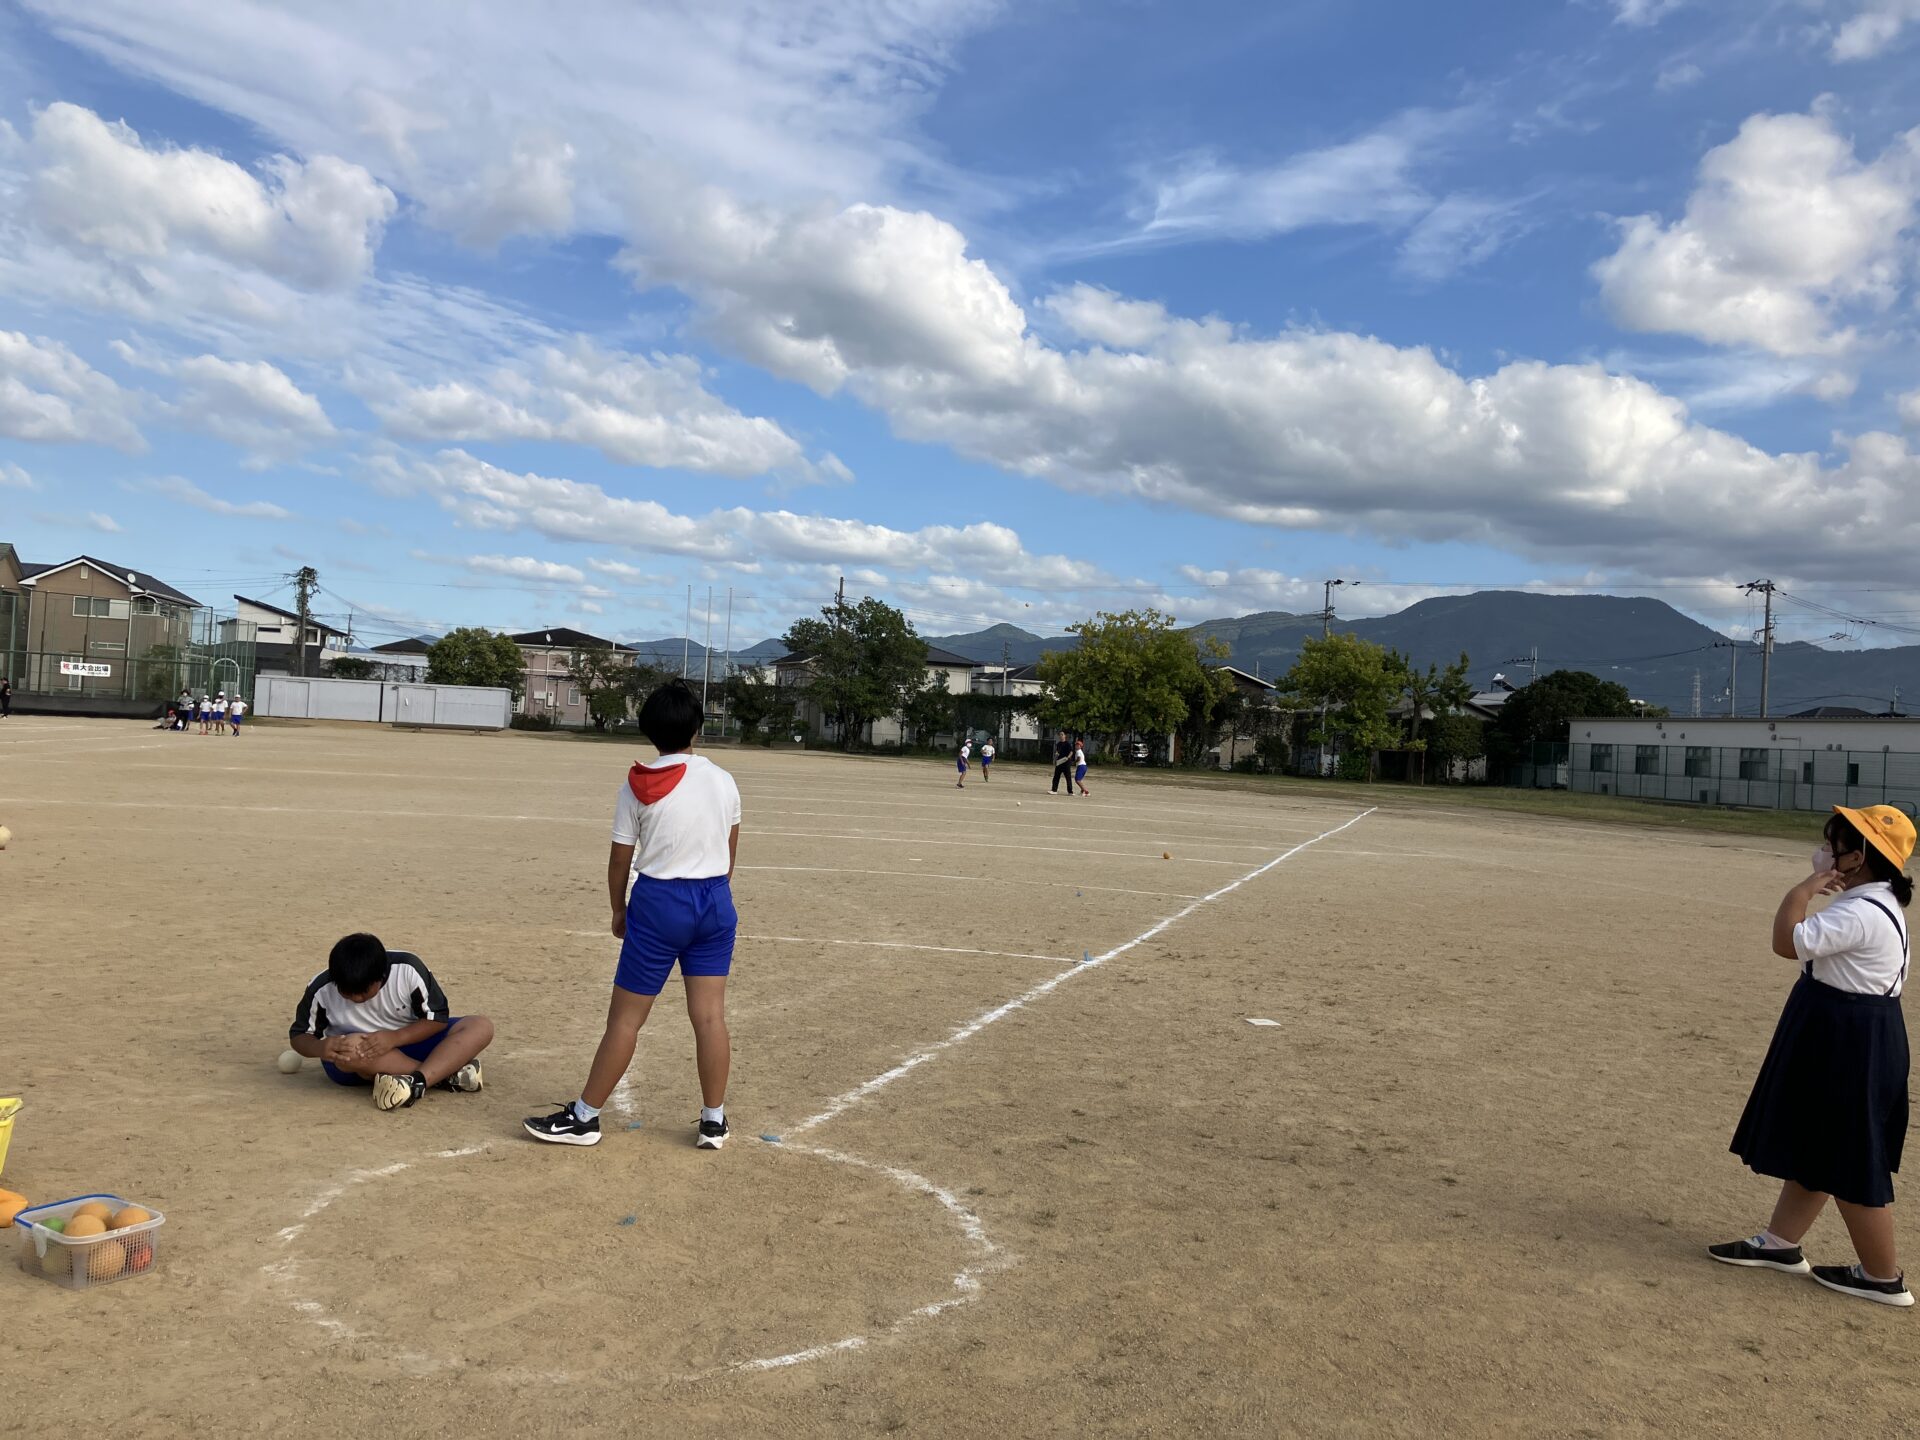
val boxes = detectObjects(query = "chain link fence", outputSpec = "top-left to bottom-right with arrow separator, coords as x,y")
2,606 -> 257,709
1514,739 -> 1920,817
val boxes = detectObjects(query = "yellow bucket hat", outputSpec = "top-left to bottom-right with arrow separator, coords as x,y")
1832,804 -> 1917,871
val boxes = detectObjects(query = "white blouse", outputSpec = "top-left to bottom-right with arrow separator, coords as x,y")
1794,882 -> 1911,997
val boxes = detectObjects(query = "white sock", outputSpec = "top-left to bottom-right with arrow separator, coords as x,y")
701,1104 -> 725,1126
1862,1266 -> 1904,1284
572,1099 -> 601,1123
1760,1229 -> 1797,1251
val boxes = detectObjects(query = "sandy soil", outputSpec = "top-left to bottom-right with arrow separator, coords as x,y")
0,717 -> 1914,1438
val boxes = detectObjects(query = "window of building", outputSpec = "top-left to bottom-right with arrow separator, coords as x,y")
1802,760 -> 1815,784
132,597 -> 157,616
90,640 -> 125,653
1589,744 -> 1613,772
72,596 -> 110,617
1635,745 -> 1660,775
567,687 -> 581,706
1848,762 -> 1861,787
1738,747 -> 1769,781
1684,747 -> 1712,778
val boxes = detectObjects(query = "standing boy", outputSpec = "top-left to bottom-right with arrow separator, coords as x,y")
288,933 -> 494,1111
229,694 -> 248,735
979,738 -> 994,782
212,692 -> 229,734
956,736 -> 972,788
1074,737 -> 1090,796
525,681 -> 741,1150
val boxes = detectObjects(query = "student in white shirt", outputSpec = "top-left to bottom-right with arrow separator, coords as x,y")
956,737 -> 972,789
979,739 -> 995,782
1073,738 -> 1089,796
1713,804 -> 1915,1306
212,693 -> 229,731
525,681 -> 742,1151
228,696 -> 248,734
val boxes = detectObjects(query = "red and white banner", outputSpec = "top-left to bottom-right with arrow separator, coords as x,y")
59,661 -> 113,677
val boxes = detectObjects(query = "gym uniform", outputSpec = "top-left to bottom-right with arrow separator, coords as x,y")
1073,744 -> 1088,790
229,698 -> 248,730
611,754 -> 741,996
980,743 -> 994,777
289,952 -> 458,1086
1731,882 -> 1911,1206
957,740 -> 971,778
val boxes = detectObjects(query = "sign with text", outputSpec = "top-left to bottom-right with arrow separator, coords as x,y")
59,661 -> 113,677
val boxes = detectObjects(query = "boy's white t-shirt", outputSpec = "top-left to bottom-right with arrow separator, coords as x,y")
612,752 -> 742,879
230,699 -> 248,718
1073,745 -> 1086,766
290,953 -> 450,1038
214,698 -> 228,715
982,743 -> 994,759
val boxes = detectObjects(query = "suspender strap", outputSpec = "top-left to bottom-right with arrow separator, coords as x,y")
1856,896 -> 1910,996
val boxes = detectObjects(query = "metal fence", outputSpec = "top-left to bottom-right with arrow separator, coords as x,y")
3,607 -> 258,706
1558,740 -> 1920,816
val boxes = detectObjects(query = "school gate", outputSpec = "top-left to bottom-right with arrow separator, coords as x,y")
253,675 -> 513,729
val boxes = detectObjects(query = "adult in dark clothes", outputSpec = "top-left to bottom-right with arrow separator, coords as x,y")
1050,730 -> 1073,794
0,677 -> 10,717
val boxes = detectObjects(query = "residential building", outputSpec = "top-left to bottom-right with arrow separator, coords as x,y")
356,634 -> 437,681
509,626 -> 639,727
1210,665 -> 1281,770
1569,714 -> 1920,814
0,549 -> 202,702
972,662 -> 1048,745
228,595 -> 350,677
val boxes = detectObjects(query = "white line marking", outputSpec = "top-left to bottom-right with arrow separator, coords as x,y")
1245,1018 -> 1281,1027
745,934 -> 1074,964
790,806 -> 1376,1135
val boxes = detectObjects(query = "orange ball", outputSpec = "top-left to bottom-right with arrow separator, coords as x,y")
72,1201 -> 112,1224
87,1239 -> 127,1281
65,1214 -> 107,1238
110,1206 -> 151,1231
125,1239 -> 154,1273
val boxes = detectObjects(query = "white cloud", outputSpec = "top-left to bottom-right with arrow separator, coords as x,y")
1831,1 -> 1920,59
86,511 -> 121,533
0,461 -> 31,488
1899,387 -> 1920,430
1396,195 -> 1531,281
1594,109 -> 1920,356
1041,286 -> 1170,350
462,554 -> 587,585
387,449 -> 1107,590
114,344 -> 335,465
364,340 -> 818,478
136,475 -> 293,520
24,102 -> 393,288
1655,62 -> 1704,91
1611,0 -> 1682,25
0,329 -> 145,450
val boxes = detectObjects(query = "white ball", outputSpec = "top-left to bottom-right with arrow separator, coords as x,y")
1015,801 -> 1022,807
276,1049 -> 304,1074
0,825 -> 10,849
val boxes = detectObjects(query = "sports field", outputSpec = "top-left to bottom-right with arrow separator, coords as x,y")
2,717 -> 1914,1437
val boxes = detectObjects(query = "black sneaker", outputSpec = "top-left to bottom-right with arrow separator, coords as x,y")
436,1060 -> 483,1093
1811,1264 -> 1914,1307
1708,1235 -> 1811,1274
696,1117 -> 729,1151
372,1071 -> 427,1112
524,1103 -> 602,1147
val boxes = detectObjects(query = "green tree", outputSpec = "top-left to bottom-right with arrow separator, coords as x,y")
781,595 -> 929,747
1280,633 -> 1403,779
1490,669 -> 1635,766
1172,666 -> 1242,766
327,656 -> 376,680
722,669 -> 795,743
901,672 -> 956,747
426,627 -> 528,700
1426,713 -> 1487,782
1393,650 -> 1473,751
565,646 -> 639,730
1036,608 -> 1221,748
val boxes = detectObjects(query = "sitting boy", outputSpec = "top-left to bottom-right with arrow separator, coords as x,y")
289,933 -> 495,1111
524,680 -> 740,1149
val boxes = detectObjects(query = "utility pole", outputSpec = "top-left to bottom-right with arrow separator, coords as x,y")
1321,578 -> 1351,638
1742,580 -> 1776,717
720,587 -> 733,735
681,585 -> 691,679
1691,670 -> 1702,718
1502,647 -> 1539,685
1714,639 -> 1740,715
1002,638 -> 1012,749
291,566 -> 318,678
699,585 -> 715,719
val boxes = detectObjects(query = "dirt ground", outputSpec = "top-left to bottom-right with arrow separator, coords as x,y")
0,717 -> 1914,1438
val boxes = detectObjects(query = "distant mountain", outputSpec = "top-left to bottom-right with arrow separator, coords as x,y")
920,622 -> 1071,667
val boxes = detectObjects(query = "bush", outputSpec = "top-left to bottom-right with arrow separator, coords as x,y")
510,712 -> 556,731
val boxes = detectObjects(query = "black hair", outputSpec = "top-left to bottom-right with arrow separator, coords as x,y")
1824,814 -> 1915,908
638,679 -> 703,752
328,933 -> 392,994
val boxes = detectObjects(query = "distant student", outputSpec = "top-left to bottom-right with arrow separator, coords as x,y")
1050,730 -> 1073,795
979,739 -> 994,782
1073,738 -> 1089,796
0,676 -> 11,718
1713,805 -> 1914,1306
196,694 -> 210,734
956,736 -> 972,788
525,681 -> 741,1151
212,692 -> 229,733
175,689 -> 193,732
229,695 -> 248,735
288,933 -> 493,1111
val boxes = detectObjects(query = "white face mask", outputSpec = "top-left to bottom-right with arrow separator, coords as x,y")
1812,844 -> 1834,873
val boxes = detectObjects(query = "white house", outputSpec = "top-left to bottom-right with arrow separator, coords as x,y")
972,662 -> 1048,745
774,644 -> 980,745
1570,714 -> 1920,814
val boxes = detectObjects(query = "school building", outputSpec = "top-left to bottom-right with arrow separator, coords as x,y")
1568,714 -> 1920,815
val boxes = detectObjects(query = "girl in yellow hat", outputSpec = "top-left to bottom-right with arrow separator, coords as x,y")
1714,804 -> 1915,1306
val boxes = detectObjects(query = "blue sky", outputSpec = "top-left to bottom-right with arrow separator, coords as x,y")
1,0 -> 1918,656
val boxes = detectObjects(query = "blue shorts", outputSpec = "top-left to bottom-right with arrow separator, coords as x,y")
322,1019 -> 462,1085
1075,764 -> 1088,780
957,758 -> 968,773
981,755 -> 992,766
231,715 -> 243,727
615,875 -> 737,996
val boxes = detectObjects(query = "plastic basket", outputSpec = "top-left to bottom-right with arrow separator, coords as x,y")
0,1098 -> 17,1179
14,1194 -> 166,1291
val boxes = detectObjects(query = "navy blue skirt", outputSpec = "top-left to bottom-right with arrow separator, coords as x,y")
1731,973 -> 1909,1206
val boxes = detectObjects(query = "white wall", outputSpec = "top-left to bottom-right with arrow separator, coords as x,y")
1577,716 -> 1920,754
255,674 -> 512,729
